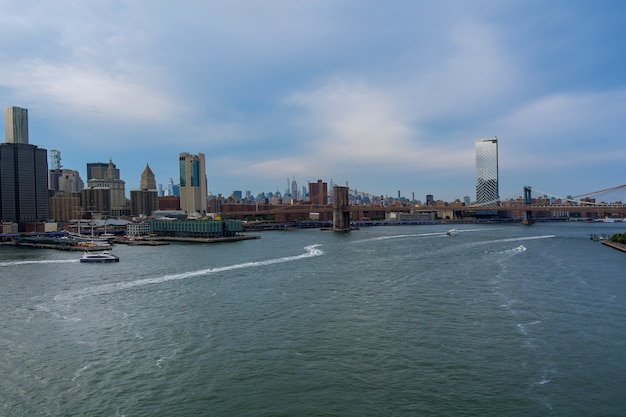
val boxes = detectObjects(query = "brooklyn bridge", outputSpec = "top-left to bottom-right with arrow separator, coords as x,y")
217,184 -> 626,225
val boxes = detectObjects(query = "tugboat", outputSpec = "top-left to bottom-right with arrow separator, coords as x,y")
80,251 -> 120,263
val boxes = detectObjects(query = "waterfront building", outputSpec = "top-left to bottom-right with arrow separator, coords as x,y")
149,218 -> 243,238
126,221 -> 152,237
475,137 -> 499,205
0,106 -> 49,231
179,152 -> 208,216
4,106 -> 29,144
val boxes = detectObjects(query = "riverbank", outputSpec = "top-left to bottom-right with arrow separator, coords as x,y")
601,240 -> 626,253
1,234 -> 260,250
1,241 -> 111,251
157,234 -> 260,243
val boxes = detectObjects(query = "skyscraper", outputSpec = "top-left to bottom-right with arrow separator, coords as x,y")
139,164 -> 157,190
308,180 -> 328,205
86,159 -> 126,215
4,106 -> 29,144
475,137 -> 499,205
1,106 -> 49,230
87,161 -> 119,181
131,164 -> 158,217
179,152 -> 208,215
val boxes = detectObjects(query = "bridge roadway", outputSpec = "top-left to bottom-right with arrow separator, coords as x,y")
221,202 -> 626,220
470,204 -> 626,216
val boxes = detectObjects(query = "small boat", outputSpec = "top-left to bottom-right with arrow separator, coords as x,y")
446,229 -> 458,236
80,251 -> 119,263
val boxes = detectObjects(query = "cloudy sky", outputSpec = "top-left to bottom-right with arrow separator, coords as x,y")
2,0 -> 625,202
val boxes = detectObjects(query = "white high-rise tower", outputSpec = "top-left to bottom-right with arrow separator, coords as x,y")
475,137 -> 499,205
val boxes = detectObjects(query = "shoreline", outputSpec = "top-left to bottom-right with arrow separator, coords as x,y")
1,234 -> 260,251
601,240 -> 626,253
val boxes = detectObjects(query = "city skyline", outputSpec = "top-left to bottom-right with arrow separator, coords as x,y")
1,1 -> 625,202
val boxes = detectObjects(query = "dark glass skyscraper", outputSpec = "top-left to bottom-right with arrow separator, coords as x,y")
475,137 -> 499,205
1,122 -> 49,230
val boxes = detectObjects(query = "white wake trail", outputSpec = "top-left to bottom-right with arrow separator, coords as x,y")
1,259 -> 80,267
54,244 -> 323,301
483,235 -> 555,244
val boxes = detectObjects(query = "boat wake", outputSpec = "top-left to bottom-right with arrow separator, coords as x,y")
465,235 -> 555,251
353,232 -> 445,243
1,259 -> 80,267
504,245 -> 527,254
489,235 -> 555,244
54,245 -> 323,302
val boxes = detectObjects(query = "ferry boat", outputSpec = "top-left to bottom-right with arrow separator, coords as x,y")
80,251 -> 119,263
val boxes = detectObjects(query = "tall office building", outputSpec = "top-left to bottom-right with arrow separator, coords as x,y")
50,169 -> 84,194
48,150 -> 84,194
130,164 -> 158,217
179,152 -> 208,215
1,106 -> 49,230
139,164 -> 157,190
87,161 -> 119,181
4,106 -> 29,144
475,137 -> 499,205
86,159 -> 126,215
49,149 -> 62,170
308,180 -> 328,205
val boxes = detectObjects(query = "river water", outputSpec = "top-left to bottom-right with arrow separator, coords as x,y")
1,222 -> 625,416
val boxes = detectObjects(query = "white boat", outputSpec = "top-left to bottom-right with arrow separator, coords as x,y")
80,251 -> 119,263
446,229 -> 458,236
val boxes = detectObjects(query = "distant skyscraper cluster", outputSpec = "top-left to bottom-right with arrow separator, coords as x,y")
475,137 -> 499,205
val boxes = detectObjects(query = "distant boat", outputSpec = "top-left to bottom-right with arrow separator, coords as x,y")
80,251 -> 119,263
446,229 -> 458,236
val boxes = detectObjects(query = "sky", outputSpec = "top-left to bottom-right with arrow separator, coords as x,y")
1,0 -> 625,202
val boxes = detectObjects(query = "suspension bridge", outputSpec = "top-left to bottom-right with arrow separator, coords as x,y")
472,184 -> 626,207
468,184 -> 626,222
220,184 -> 626,224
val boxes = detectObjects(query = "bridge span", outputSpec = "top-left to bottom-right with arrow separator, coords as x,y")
218,184 -> 626,224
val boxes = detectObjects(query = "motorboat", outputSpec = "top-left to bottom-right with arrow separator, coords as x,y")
446,229 -> 458,236
80,251 -> 119,263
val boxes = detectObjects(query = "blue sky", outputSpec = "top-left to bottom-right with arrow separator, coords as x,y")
2,0 -> 625,202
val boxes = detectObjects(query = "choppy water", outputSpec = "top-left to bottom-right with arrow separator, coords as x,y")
1,222 -> 626,416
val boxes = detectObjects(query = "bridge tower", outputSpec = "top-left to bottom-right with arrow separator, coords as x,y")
522,186 -> 534,225
332,185 -> 351,231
